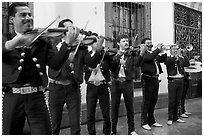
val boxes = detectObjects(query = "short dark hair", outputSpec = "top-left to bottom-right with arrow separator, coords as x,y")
141,37 -> 151,44
117,34 -> 129,42
8,2 -> 28,17
58,19 -> 73,27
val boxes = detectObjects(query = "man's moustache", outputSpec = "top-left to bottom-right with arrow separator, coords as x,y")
147,44 -> 153,48
23,19 -> 33,24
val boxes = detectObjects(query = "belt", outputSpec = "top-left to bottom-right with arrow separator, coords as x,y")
168,77 -> 184,81
87,81 -> 108,86
50,79 -> 74,86
12,86 -> 44,94
142,74 -> 159,78
168,76 -> 184,79
115,77 -> 126,83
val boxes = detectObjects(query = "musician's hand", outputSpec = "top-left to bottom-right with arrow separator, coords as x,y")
173,51 -> 179,61
157,43 -> 164,51
132,34 -> 138,48
65,25 -> 80,45
5,34 -> 32,50
96,35 -> 105,51
117,50 -> 124,56
139,44 -> 147,56
68,51 -> 75,62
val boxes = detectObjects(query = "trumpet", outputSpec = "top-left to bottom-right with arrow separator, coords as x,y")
161,44 -> 193,51
162,44 -> 171,51
186,44 -> 193,51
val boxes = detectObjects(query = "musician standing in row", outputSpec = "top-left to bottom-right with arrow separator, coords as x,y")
84,36 -> 112,135
140,38 -> 166,130
178,49 -> 191,118
165,44 -> 189,125
110,34 -> 145,135
48,19 -> 86,135
2,3 -> 79,135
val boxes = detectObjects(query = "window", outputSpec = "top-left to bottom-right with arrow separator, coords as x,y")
105,2 -> 151,85
174,3 -> 202,61
2,2 -> 10,34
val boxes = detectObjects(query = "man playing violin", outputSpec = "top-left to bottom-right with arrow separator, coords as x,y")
83,35 -> 112,135
2,3 -> 79,135
47,18 -> 88,135
110,34 -> 145,135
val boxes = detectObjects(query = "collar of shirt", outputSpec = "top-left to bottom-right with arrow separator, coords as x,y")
61,39 -> 65,43
120,49 -> 125,52
90,50 -> 96,57
15,31 -> 22,36
56,39 -> 65,51
147,50 -> 152,53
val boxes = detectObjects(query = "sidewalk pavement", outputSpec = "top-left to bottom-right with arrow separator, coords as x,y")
60,97 -> 202,135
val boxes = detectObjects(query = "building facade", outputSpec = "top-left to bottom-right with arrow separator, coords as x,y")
2,2 -> 202,127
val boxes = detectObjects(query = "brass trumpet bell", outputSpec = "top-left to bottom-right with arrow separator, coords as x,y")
186,44 -> 193,51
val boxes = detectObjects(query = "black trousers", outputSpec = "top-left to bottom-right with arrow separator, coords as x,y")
141,75 -> 159,126
179,79 -> 189,115
48,83 -> 81,135
2,91 -> 52,135
168,79 -> 183,121
86,83 -> 111,135
111,80 -> 135,135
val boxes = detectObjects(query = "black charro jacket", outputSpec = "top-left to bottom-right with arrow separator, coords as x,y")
164,55 -> 190,77
48,45 -> 88,85
140,49 -> 167,76
84,50 -> 113,83
110,51 -> 142,81
2,33 -> 71,87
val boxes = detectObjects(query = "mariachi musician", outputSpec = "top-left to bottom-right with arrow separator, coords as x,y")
178,47 -> 191,118
2,3 -> 79,135
83,35 -> 113,135
165,44 -> 189,125
47,18 -> 90,135
140,38 -> 166,130
110,34 -> 145,135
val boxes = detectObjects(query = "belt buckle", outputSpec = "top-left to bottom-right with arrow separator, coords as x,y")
93,81 -> 101,86
20,87 -> 32,94
118,77 -> 126,82
21,87 -> 37,94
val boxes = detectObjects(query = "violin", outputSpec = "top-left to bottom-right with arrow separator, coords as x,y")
47,28 -> 114,43
105,46 -> 140,56
24,28 -> 67,38
24,28 -> 112,48
21,16 -> 113,49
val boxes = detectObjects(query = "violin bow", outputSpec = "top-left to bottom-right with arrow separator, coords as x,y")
72,21 -> 89,57
98,47 -> 107,67
24,16 -> 60,49
69,21 -> 88,73
94,46 -> 107,75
